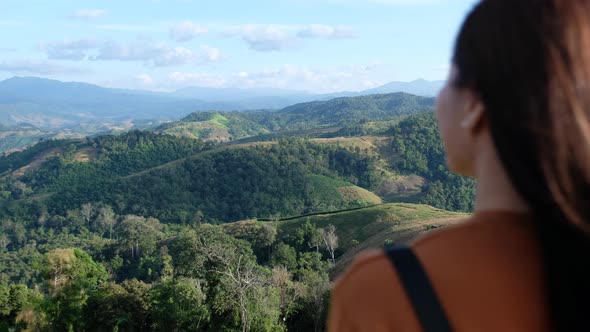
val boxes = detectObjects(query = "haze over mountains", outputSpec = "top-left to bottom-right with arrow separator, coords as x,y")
0,77 -> 443,127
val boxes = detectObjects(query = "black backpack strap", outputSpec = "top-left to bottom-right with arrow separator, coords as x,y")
385,246 -> 453,332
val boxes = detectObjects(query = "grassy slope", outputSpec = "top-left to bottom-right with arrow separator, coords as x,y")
306,174 -> 382,209
275,203 -> 466,254
337,186 -> 382,205
332,213 -> 467,277
274,202 -> 467,277
161,121 -> 230,141
159,112 -> 270,142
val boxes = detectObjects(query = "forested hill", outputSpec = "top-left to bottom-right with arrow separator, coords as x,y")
254,92 -> 434,132
0,109 -> 476,331
0,112 -> 473,223
159,92 -> 436,141
155,111 -> 270,142
282,92 -> 434,120
0,132 -> 383,223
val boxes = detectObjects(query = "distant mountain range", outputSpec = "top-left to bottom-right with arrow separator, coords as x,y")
169,79 -> 443,107
0,77 -> 236,129
0,76 -> 443,128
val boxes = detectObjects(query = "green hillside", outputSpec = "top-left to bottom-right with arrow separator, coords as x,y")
275,203 -> 464,254
0,119 -> 165,153
258,92 -> 435,131
156,111 -> 270,142
389,113 -> 475,211
0,125 -> 85,154
0,135 -> 386,223
172,92 -> 435,140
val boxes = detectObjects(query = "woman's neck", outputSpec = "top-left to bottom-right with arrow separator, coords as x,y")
473,143 -> 531,214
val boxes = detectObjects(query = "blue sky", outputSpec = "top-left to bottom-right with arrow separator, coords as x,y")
0,0 -> 476,93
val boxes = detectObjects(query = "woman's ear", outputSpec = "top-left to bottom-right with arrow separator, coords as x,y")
460,93 -> 486,134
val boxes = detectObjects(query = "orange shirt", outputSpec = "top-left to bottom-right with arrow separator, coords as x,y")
328,211 -> 551,332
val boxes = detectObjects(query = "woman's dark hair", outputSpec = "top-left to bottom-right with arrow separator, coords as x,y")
453,0 -> 590,330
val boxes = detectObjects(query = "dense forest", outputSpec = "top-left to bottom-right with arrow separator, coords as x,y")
389,113 -> 475,212
1,212 -> 337,331
0,98 -> 474,331
4,133 -> 381,223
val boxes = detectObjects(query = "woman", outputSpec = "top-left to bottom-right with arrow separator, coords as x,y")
328,0 -> 590,331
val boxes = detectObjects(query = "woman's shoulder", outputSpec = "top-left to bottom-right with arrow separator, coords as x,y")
330,216 -> 476,311
331,250 -> 397,299
329,250 -> 422,331
329,211 -> 544,332
332,214 -> 476,293
334,211 -> 537,294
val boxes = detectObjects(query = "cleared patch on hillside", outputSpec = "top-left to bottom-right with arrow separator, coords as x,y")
162,121 -> 232,142
337,186 -> 382,205
311,137 -> 376,155
159,112 -> 270,142
74,147 -> 98,162
375,174 -> 425,202
311,136 -> 390,157
303,174 -> 381,212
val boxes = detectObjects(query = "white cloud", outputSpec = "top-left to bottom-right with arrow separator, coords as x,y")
223,24 -> 356,51
40,38 -> 224,67
169,21 -> 208,42
69,9 -> 108,20
136,73 -> 154,85
201,45 -> 223,61
40,38 -> 101,60
95,41 -> 223,66
168,72 -> 227,87
166,63 -> 386,92
95,24 -> 165,32
297,25 -> 357,39
312,0 -> 446,5
223,25 -> 297,52
149,0 -> 195,3
369,0 -> 444,4
0,60 -> 90,75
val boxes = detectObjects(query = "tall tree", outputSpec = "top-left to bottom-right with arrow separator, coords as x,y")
271,266 -> 305,325
80,203 -> 94,228
148,278 -> 210,331
116,215 -> 163,261
319,224 -> 338,264
95,205 -> 116,238
41,248 -> 108,332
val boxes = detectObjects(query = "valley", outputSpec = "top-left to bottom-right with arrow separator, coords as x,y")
0,87 -> 473,332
